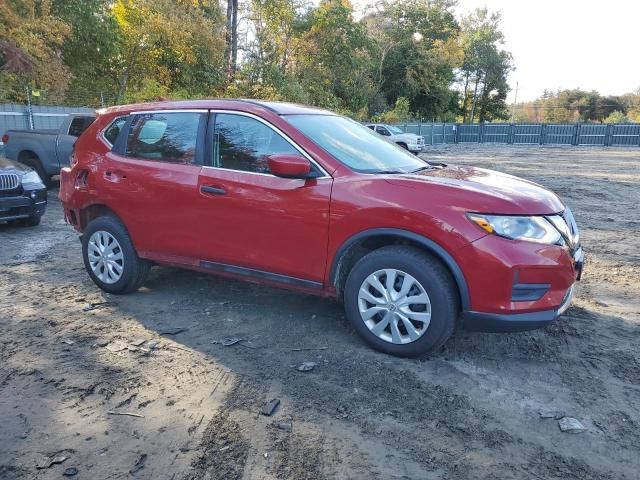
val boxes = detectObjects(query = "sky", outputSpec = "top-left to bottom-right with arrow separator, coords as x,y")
455,0 -> 640,102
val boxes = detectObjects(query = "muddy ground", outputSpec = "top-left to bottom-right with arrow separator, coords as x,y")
1,145 -> 639,480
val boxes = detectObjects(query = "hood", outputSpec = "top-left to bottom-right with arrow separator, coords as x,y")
394,133 -> 421,142
386,164 -> 564,215
0,156 -> 29,173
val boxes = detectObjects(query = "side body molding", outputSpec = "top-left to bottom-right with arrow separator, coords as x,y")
330,228 -> 471,311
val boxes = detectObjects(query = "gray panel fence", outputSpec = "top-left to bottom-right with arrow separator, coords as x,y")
2,103 -> 639,148
388,122 -> 640,146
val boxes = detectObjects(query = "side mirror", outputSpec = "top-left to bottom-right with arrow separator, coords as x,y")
268,154 -> 314,179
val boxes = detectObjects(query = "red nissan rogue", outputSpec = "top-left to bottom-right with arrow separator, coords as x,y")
60,100 -> 583,357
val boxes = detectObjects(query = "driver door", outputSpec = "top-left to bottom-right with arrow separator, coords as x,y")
197,112 -> 332,287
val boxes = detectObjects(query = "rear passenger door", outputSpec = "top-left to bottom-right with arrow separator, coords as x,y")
103,110 -> 207,265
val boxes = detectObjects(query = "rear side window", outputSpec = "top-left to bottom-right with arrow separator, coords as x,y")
103,117 -> 127,146
68,116 -> 95,137
125,112 -> 204,164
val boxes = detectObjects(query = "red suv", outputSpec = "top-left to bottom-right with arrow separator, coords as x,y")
60,100 -> 583,357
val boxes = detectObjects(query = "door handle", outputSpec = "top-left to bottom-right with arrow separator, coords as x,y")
104,171 -> 127,181
201,185 -> 226,195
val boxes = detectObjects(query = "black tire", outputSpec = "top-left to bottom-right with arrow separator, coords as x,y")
397,142 -> 409,150
22,215 -> 41,227
82,215 -> 151,294
343,246 -> 458,357
19,153 -> 52,189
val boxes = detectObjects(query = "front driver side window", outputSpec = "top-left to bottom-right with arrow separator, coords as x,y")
213,114 -> 298,174
376,126 -> 390,136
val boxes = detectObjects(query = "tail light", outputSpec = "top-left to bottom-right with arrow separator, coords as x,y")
1,134 -> 8,144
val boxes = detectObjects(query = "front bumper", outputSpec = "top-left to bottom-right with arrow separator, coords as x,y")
408,143 -> 425,152
0,189 -> 47,221
455,234 -> 583,332
462,284 -> 576,332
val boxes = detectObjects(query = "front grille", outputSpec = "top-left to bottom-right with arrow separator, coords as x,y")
0,173 -> 20,191
562,208 -> 580,247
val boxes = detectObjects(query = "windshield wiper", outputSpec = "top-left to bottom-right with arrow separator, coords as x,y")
373,169 -> 406,174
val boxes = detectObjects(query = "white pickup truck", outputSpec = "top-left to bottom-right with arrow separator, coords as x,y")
2,113 -> 95,188
365,123 -> 425,154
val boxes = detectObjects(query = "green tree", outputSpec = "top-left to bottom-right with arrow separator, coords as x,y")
112,0 -> 226,103
51,0 -> 120,105
295,0 -> 376,113
365,0 -> 462,120
603,111 -> 628,124
376,96 -> 411,122
539,89 -> 629,123
239,0 -> 310,103
0,0 -> 71,102
459,8 -> 512,122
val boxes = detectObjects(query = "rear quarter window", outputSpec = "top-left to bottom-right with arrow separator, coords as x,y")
102,117 -> 127,146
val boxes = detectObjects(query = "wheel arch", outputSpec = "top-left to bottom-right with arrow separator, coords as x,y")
78,203 -> 121,230
18,149 -> 45,168
330,228 -> 470,310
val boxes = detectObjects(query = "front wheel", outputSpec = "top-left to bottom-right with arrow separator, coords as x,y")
82,216 -> 150,294
343,246 -> 458,357
22,215 -> 41,227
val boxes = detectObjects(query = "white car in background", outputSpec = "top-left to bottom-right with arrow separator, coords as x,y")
365,123 -> 425,154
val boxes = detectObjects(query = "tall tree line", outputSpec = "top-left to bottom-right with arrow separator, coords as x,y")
0,0 -> 513,121
513,89 -> 640,124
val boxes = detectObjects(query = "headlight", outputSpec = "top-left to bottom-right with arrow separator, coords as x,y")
467,214 -> 562,245
21,170 -> 43,185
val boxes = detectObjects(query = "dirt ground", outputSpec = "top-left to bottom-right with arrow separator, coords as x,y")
1,145 -> 639,480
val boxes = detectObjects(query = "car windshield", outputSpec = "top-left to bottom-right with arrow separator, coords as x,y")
386,125 -> 404,134
284,115 -> 427,173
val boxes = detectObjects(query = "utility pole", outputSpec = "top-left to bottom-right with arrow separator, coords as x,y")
511,81 -> 519,123
26,86 -> 34,130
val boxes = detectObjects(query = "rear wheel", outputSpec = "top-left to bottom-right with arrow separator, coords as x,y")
343,246 -> 458,357
82,216 -> 150,294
